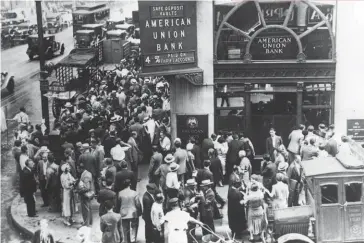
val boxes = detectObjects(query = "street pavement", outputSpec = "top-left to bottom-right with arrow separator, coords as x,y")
1,27 -> 74,144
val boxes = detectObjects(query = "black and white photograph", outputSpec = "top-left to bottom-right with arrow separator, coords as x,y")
1,0 -> 364,242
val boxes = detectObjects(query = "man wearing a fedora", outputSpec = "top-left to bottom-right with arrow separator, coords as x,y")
154,153 -> 174,206
199,179 -> 216,235
165,159 -> 180,202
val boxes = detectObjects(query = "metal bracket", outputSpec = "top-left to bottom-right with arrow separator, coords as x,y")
175,70 -> 204,85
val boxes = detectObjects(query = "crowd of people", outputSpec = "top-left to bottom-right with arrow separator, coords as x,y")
10,57 -> 353,243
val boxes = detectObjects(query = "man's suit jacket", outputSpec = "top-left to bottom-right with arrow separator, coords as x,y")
174,148 -> 188,175
98,187 -> 116,216
91,146 -> 105,176
22,167 -> 37,196
129,122 -> 144,145
79,170 -> 94,196
226,139 -> 244,165
154,164 -> 170,190
79,151 -> 97,176
114,169 -> 135,194
301,145 -> 319,161
191,144 -> 202,169
100,211 -> 122,243
201,138 -> 215,160
103,136 -> 117,158
266,136 -> 283,159
196,168 -> 214,190
142,191 -> 155,223
36,160 -> 51,182
116,187 -> 142,219
228,172 -> 240,188
200,188 -> 215,218
209,157 -> 223,184
288,130 -> 303,154
128,137 -> 143,164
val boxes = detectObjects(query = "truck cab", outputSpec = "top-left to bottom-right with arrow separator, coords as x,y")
272,149 -> 364,243
26,34 -> 62,60
46,13 -> 63,34
81,23 -> 105,39
75,30 -> 96,48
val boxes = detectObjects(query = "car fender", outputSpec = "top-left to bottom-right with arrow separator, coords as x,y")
277,233 -> 315,243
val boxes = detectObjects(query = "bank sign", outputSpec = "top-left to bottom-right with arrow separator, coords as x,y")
177,115 -> 208,146
138,1 -> 197,73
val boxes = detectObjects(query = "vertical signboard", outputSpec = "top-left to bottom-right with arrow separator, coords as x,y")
347,119 -> 364,142
138,1 -> 197,73
177,115 -> 208,146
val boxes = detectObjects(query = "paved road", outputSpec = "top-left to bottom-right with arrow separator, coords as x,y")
1,27 -> 74,141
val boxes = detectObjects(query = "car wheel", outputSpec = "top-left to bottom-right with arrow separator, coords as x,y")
7,78 -> 15,93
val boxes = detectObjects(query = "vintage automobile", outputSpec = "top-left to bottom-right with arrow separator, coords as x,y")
26,34 -> 63,60
106,18 -> 124,30
46,13 -> 63,34
1,20 -> 16,47
269,148 -> 364,243
13,22 -> 37,44
106,29 -> 127,40
115,23 -> 135,34
81,23 -> 105,39
75,30 -> 96,48
1,72 -> 15,94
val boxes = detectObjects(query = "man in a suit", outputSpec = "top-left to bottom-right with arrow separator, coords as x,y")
199,180 -> 216,235
128,131 -> 143,182
173,138 -> 188,184
266,128 -> 283,161
22,159 -> 37,217
190,137 -> 202,169
114,161 -> 136,193
78,143 -> 97,184
228,180 -> 246,238
90,138 -> 104,194
301,138 -> 319,161
36,151 -> 51,207
103,131 -> 117,158
115,179 -> 142,243
148,145 -> 163,186
142,183 -> 157,243
77,162 -> 94,226
196,160 -> 214,191
287,125 -> 305,164
201,134 -> 216,160
100,200 -> 122,243
226,134 -> 244,179
97,177 -> 116,217
261,157 -> 277,192
129,117 -> 144,146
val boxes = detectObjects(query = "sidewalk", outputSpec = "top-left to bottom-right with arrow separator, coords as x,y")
10,164 -> 253,243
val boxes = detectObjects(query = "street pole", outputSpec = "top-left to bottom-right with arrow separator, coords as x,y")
36,0 -> 50,133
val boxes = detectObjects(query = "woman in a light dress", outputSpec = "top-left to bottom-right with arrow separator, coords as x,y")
238,150 -> 252,186
60,163 -> 76,226
242,182 -> 267,243
215,136 -> 228,176
266,173 -> 289,209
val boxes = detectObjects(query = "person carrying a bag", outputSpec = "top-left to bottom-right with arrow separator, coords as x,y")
77,162 -> 95,226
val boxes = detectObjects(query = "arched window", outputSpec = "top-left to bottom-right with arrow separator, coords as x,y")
214,0 -> 336,63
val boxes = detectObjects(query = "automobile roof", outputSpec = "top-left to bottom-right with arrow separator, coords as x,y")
76,30 -> 94,34
303,154 -> 364,177
73,6 -> 110,15
82,24 -> 104,28
115,23 -> 133,29
28,34 -> 55,38
107,29 -> 126,35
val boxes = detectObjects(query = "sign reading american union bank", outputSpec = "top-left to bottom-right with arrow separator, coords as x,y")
138,1 -> 197,73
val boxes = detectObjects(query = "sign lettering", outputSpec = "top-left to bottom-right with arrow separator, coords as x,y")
177,115 -> 208,146
307,4 -> 334,26
260,2 -> 295,25
347,119 -> 364,142
139,1 -> 197,73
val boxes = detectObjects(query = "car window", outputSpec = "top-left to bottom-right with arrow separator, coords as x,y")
321,184 -> 338,204
345,182 -> 362,203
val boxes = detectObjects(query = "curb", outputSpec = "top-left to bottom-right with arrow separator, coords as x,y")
9,194 -> 35,239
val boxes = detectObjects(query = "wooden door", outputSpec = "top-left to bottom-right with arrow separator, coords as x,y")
316,178 -> 344,242
343,176 -> 364,242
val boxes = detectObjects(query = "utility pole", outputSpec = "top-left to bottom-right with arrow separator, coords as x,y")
36,0 -> 50,133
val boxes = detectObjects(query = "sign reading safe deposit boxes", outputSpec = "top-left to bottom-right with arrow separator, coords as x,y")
347,119 -> 364,142
138,1 -> 197,73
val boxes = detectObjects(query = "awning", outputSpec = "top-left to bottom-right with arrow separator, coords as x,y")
43,91 -> 77,100
139,67 -> 204,85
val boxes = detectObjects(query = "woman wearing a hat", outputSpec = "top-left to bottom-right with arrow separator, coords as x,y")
61,163 -> 76,225
165,156 -> 180,202
266,173 -> 289,210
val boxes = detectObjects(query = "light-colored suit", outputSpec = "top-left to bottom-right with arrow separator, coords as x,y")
100,211 -> 122,243
288,129 -> 304,154
174,148 -> 188,175
301,145 -> 319,161
116,187 -> 142,243
79,170 -> 94,226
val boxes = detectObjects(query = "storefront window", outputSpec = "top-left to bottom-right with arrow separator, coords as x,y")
303,83 -> 332,106
303,108 -> 331,128
321,184 -> 338,204
345,182 -> 362,203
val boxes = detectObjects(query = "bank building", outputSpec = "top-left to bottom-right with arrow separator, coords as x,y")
138,0 -> 364,153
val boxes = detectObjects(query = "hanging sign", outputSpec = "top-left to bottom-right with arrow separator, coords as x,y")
177,115 -> 208,146
138,1 -> 197,73
347,119 -> 364,142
